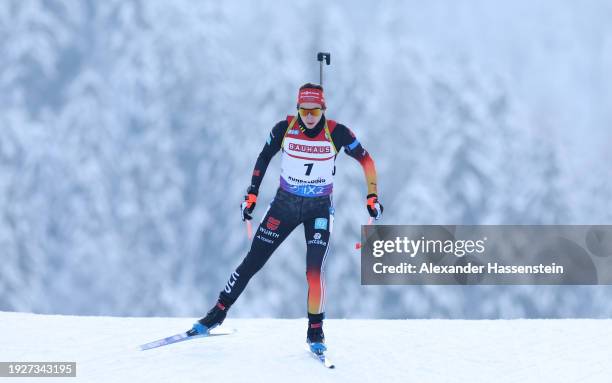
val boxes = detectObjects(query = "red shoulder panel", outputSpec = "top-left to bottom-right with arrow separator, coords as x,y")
326,118 -> 338,133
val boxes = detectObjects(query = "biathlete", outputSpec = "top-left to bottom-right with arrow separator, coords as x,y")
188,83 -> 383,352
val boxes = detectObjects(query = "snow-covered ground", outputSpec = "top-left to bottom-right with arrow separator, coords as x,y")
0,312 -> 610,382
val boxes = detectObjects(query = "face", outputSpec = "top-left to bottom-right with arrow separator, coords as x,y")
298,102 -> 324,129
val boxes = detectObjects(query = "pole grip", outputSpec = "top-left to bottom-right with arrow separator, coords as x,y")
317,52 -> 331,65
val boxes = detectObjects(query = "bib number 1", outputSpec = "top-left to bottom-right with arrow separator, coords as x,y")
304,163 -> 313,176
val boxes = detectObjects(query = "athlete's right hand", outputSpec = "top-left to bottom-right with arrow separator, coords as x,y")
240,188 -> 257,221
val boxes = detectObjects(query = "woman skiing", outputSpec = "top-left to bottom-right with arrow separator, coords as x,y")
189,83 -> 383,353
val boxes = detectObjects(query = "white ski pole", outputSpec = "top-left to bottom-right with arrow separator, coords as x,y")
355,217 -> 374,250
246,220 -> 253,240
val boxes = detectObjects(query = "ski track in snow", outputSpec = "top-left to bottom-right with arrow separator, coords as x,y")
0,311 -> 610,383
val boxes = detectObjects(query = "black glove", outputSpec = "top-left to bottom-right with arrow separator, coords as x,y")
240,186 -> 258,221
366,193 -> 384,220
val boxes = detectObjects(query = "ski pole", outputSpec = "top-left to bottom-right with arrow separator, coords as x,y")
355,217 -> 374,250
246,220 -> 253,240
317,52 -> 331,86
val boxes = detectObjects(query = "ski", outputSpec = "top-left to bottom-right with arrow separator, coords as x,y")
305,343 -> 335,369
140,327 -> 235,351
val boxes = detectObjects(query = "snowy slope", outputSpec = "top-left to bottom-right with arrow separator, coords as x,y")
0,312 -> 610,383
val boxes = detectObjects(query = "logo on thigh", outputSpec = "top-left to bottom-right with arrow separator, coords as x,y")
314,218 -> 328,230
308,232 -> 327,246
266,216 -> 281,231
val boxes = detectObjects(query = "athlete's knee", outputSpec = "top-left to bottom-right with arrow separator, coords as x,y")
236,251 -> 266,277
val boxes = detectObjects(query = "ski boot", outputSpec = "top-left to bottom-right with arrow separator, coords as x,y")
306,313 -> 326,353
188,299 -> 230,336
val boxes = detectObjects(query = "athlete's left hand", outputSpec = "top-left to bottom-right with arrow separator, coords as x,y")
366,194 -> 384,220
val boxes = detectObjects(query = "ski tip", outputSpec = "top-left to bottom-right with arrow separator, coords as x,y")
321,358 -> 336,369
